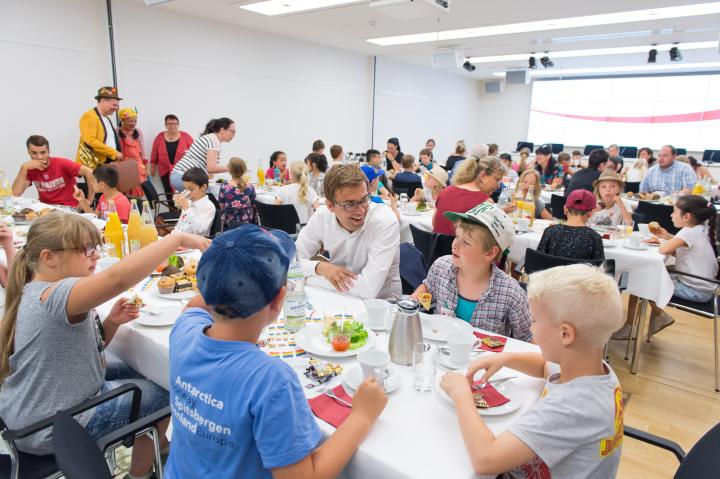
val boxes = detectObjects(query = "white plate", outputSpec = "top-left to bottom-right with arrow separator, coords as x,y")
150,283 -> 197,300
436,371 -> 524,416
343,365 -> 401,393
134,313 -> 177,327
603,239 -> 617,248
622,242 -> 648,251
402,210 -> 421,216
295,323 -> 375,358
436,354 -> 472,370
420,313 -> 473,342
642,240 -> 660,247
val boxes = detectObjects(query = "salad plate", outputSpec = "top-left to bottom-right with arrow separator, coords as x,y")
295,322 -> 375,358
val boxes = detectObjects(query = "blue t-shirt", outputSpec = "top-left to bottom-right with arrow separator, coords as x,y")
394,171 -> 422,184
455,295 -> 477,323
165,308 -> 323,478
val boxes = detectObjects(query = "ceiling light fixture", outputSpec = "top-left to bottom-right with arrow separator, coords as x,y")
647,47 -> 657,63
462,60 -> 476,72
241,0 -> 363,16
528,56 -> 537,69
669,44 -> 683,61
540,55 -> 554,68
493,61 -> 720,77
367,2 -> 720,46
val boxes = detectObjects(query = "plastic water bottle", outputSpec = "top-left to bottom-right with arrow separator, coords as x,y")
284,254 -> 306,332
274,167 -> 281,184
399,193 -> 408,211
497,185 -> 509,208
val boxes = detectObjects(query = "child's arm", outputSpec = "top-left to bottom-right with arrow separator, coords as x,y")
466,352 -> 547,382
614,195 -> 633,225
658,236 -> 686,256
272,378 -> 387,479
66,233 -> 211,318
72,186 -> 95,214
410,283 -> 429,300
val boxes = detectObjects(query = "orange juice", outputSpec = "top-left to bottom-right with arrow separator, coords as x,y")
127,200 -> 142,253
139,223 -> 158,247
104,201 -> 124,258
257,160 -> 265,186
692,182 -> 704,195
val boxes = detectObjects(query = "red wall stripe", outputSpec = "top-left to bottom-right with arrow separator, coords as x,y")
531,108 -> 720,123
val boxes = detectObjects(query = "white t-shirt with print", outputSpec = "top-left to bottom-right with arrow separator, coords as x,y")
506,362 -> 623,479
674,224 -> 718,295
276,183 -> 318,225
588,199 -> 632,228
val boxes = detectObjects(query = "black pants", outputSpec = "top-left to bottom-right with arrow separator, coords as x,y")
160,174 -> 173,196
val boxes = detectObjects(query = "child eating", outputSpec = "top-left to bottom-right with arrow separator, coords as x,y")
440,264 -> 625,478
73,165 -> 131,222
411,203 -> 532,341
171,167 -> 216,237
537,189 -> 604,260
588,170 -> 633,227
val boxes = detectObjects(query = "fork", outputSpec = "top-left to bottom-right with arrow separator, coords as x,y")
472,376 -> 517,391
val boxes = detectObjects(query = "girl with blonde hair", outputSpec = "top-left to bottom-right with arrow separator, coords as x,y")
445,140 -> 467,172
218,157 -> 257,228
0,212 -> 209,477
515,169 -> 552,220
275,160 -> 320,225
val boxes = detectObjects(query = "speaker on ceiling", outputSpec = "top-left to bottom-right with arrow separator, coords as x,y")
506,70 -> 530,85
430,49 -> 463,70
484,80 -> 504,94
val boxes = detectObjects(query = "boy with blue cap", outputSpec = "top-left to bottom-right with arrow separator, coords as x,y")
165,224 -> 388,478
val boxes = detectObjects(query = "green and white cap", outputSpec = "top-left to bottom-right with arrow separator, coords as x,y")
443,202 -> 515,251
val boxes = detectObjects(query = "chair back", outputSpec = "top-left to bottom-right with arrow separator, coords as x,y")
255,202 -> 301,235
548,143 -> 564,154
676,148 -> 687,156
516,141 -> 534,152
141,180 -> 160,203
584,144 -> 604,156
207,193 -> 223,237
702,149 -> 720,163
635,201 -> 679,234
674,422 -> 720,479
624,182 -> 640,194
53,410 -> 112,479
409,224 -> 455,267
399,243 -> 427,294
392,180 -> 423,198
524,248 -> 613,275
619,146 -> 638,158
550,194 -> 567,220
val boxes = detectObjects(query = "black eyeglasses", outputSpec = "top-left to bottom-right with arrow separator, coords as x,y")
70,244 -> 102,257
337,195 -> 371,212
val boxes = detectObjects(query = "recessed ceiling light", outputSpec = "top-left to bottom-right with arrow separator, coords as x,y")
367,2 -> 720,46
492,61 -> 720,77
241,0 -> 362,16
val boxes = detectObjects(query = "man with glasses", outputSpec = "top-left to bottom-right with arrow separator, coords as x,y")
295,164 -> 401,300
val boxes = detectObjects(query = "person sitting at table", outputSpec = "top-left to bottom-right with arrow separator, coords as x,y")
534,145 -> 564,189
638,146 -> 656,168
615,195 -> 718,340
13,135 -> 95,207
640,145 -> 695,196
296,164 -> 401,300
73,165 -> 131,222
0,212 -> 210,479
565,148 -> 609,197
218,157 -> 257,229
393,154 -> 422,184
412,203 -> 532,341
514,170 -> 552,221
626,156 -> 648,183
445,140 -> 467,173
537,189 -> 604,261
275,161 -> 320,226
384,137 -> 404,176
361,165 -> 400,220
306,153 -> 328,197
440,264 -> 625,478
165,224 -> 387,478
413,165 -> 448,204
433,153 -> 501,235
499,153 -> 518,181
514,147 -> 531,174
571,150 -> 583,169
418,149 -> 434,173
688,156 -> 712,181
265,150 -> 290,184
328,144 -> 344,169
171,167 -> 216,237
588,170 -> 633,228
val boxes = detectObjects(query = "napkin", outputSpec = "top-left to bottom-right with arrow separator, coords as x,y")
473,332 -> 507,352
308,385 -> 353,428
472,381 -> 511,408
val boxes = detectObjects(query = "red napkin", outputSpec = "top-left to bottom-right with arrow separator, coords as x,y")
472,381 -> 511,407
473,331 -> 507,352
308,385 -> 353,428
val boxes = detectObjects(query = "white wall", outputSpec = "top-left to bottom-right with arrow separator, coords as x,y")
473,82 -> 533,154
0,0 -> 111,176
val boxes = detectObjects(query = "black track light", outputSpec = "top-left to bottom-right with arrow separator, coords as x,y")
647,48 -> 657,63
669,45 -> 682,61
528,56 -> 537,69
540,55 -> 554,68
462,60 -> 476,72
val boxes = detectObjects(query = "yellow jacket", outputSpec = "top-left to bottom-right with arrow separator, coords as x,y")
76,108 -> 120,166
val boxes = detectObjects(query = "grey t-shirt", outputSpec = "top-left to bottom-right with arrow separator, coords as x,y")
506,362 -> 623,479
0,278 -> 105,454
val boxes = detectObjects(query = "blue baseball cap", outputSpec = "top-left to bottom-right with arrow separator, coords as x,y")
360,164 -> 383,183
197,224 -> 296,318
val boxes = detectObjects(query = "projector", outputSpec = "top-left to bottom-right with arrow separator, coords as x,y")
370,0 -> 450,20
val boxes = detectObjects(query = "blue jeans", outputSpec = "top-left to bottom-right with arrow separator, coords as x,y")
672,278 -> 714,303
85,354 -> 169,440
170,172 -> 185,192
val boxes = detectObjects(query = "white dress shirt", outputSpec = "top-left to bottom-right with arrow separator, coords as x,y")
172,195 -> 216,237
296,203 -> 401,300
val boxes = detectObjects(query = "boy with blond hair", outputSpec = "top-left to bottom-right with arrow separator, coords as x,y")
440,264 -> 625,478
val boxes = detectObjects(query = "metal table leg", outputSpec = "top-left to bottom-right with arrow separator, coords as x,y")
631,299 -> 649,374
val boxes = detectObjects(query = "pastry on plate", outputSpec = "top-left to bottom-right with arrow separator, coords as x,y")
175,279 -> 193,292
158,277 -> 176,294
474,393 -> 490,409
183,262 -> 198,276
481,337 -> 505,349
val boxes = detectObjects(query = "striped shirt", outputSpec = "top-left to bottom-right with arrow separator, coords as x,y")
172,133 -> 220,175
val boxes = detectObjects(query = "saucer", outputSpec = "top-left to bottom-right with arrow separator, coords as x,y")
622,241 -> 648,251
435,353 -> 471,370
343,365 -> 401,393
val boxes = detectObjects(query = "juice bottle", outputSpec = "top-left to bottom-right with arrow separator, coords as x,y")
104,201 -> 124,258
524,185 -> 536,227
126,199 -> 142,253
257,159 -> 265,187
139,200 -> 158,247
692,181 -> 704,195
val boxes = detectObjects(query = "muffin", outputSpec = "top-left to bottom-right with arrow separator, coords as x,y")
184,262 -> 198,276
158,277 -> 176,294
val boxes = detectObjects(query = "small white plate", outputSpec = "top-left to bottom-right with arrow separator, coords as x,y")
642,240 -> 661,247
420,313 -> 473,342
343,365 -> 401,393
436,371 -> 524,416
134,313 -> 176,327
150,283 -> 196,301
435,354 -> 471,370
622,242 -> 648,251
295,323 -> 376,358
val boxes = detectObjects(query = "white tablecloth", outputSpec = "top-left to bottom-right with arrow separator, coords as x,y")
104,284 -> 544,479
507,220 -> 675,307
398,206 -> 434,243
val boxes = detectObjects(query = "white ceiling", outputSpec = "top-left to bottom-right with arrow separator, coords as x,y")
139,0 -> 720,79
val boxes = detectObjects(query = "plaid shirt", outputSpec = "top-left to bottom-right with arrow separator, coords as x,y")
640,161 -> 696,195
423,256 -> 533,342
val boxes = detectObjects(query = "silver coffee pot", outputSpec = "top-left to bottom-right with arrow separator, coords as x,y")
388,296 -> 423,366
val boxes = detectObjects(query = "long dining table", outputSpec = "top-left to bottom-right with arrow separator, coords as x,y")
102,272 -> 544,479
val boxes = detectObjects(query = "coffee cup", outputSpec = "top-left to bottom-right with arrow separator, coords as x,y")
364,299 -> 390,330
638,223 -> 650,237
628,234 -> 642,248
358,350 -> 390,382
517,217 -> 530,231
446,331 -> 476,364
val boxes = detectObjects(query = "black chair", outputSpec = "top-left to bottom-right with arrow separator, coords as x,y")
624,422 -> 720,478
676,148 -> 687,156
624,182 -> 640,194
619,146 -> 637,158
0,384 -> 141,479
205,193 -> 223,238
399,243 -> 427,295
392,180 -> 423,198
53,405 -> 172,479
521,248 -> 615,277
409,224 -> 454,268
515,141 -> 533,152
702,149 -> 720,163
140,181 -> 175,218
219,206 -> 257,233
547,143 -> 564,154
550,194 -> 567,220
255,202 -> 301,236
634,201 -> 679,234
583,144 -> 604,156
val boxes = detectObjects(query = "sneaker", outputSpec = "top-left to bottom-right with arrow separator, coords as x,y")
611,323 -> 633,341
650,312 -> 675,336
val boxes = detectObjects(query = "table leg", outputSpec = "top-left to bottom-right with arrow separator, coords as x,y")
624,297 -> 640,361
631,299 -> 649,374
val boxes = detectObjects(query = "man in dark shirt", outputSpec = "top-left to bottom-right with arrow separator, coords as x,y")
565,149 -> 609,197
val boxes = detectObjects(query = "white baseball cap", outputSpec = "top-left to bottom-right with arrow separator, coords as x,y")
443,202 -> 515,251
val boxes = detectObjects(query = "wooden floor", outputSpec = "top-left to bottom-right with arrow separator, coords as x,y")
611,296 -> 719,479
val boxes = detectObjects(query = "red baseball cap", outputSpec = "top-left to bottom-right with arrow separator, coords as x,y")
566,189 -> 597,211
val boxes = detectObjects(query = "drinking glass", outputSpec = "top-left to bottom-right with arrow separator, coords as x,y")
621,218 -> 634,237
413,342 -> 437,393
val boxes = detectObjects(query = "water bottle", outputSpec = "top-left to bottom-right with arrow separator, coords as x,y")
399,193 -> 408,211
284,254 -> 306,332
274,167 -> 281,184
497,184 -> 509,208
